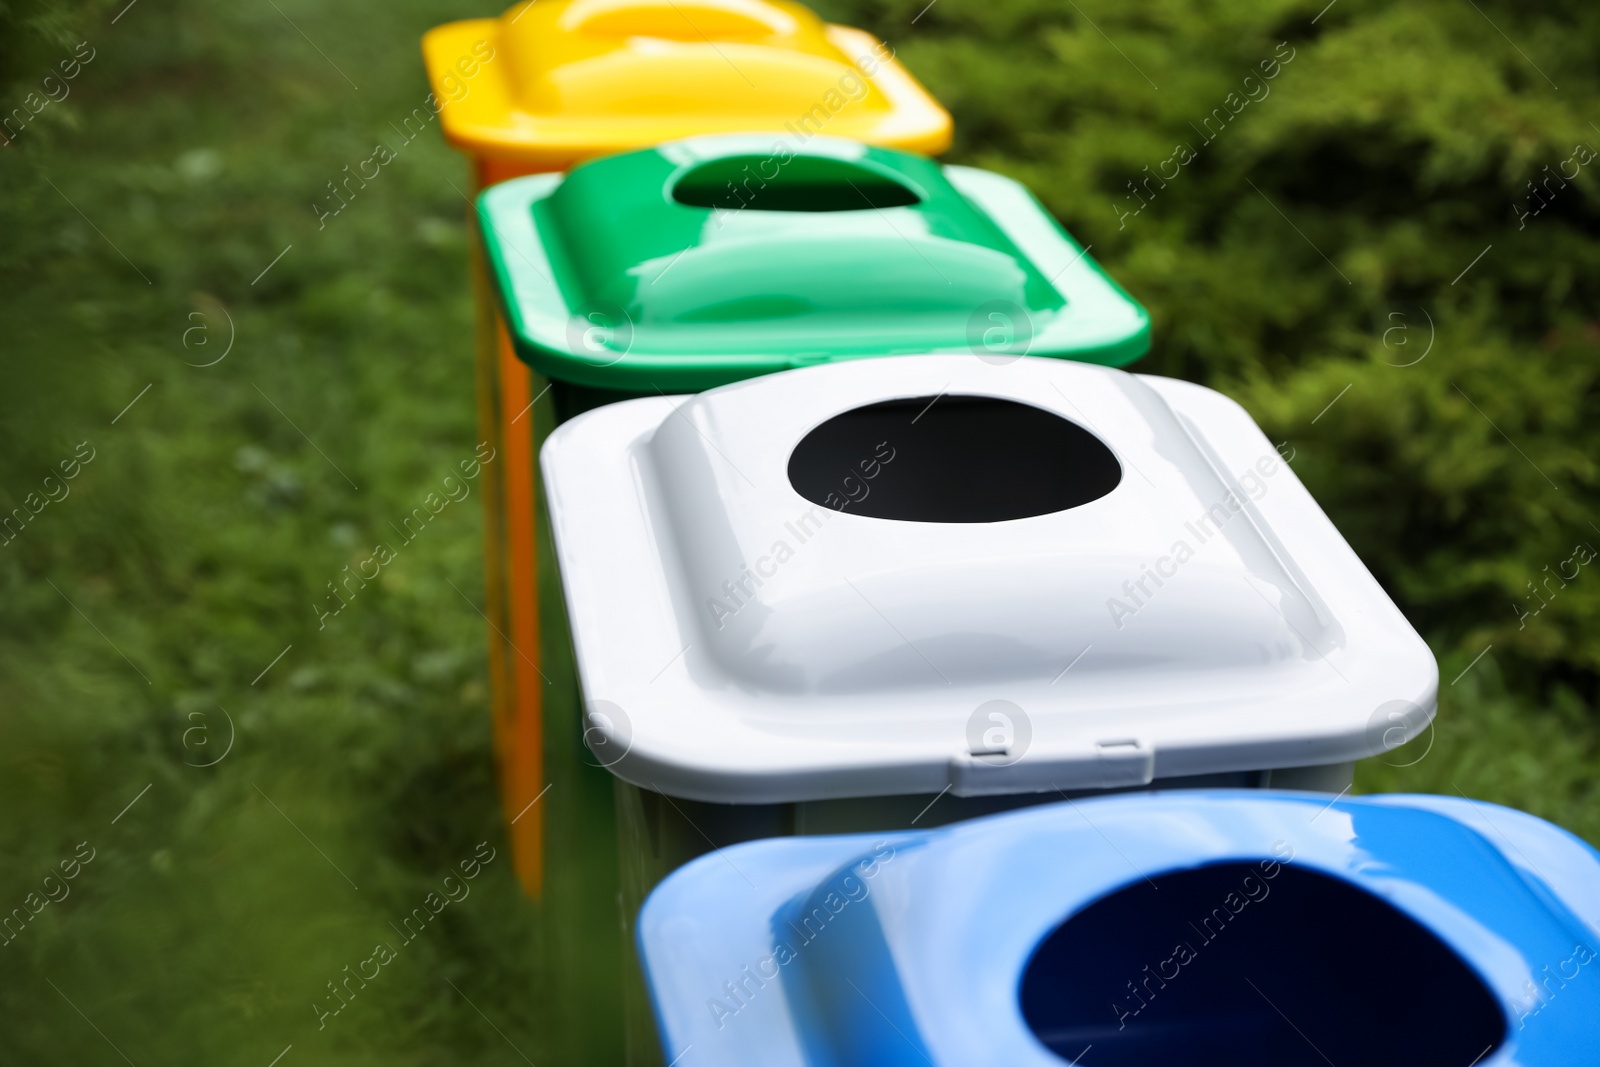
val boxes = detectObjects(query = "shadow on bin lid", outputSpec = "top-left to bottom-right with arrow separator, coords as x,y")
478,135 -> 1150,389
636,791 -> 1600,1066
421,0 -> 950,170
539,355 -> 1438,804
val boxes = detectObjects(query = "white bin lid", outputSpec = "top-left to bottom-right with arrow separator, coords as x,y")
540,355 -> 1437,804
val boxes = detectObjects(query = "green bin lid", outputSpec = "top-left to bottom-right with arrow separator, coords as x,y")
478,135 -> 1149,390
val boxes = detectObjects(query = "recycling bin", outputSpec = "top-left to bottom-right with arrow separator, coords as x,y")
420,0 -> 953,901
423,0 -> 953,182
474,132 -> 1151,1060
541,352 -> 1439,1061
637,790 -> 1600,1065
478,133 -> 1152,421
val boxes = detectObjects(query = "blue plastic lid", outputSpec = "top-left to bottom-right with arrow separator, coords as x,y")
637,791 -> 1600,1066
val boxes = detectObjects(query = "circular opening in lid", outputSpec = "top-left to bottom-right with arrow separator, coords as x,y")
671,155 -> 922,212
1019,862 -> 1505,1066
787,394 -> 1121,522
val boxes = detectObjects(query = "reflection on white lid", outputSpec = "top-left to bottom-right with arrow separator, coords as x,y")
540,355 -> 1437,803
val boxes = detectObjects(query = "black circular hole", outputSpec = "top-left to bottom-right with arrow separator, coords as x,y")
671,155 -> 922,212
787,395 -> 1121,523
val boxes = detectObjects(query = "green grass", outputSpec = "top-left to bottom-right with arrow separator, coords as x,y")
2,0 -> 1599,1063
1,1 -> 557,1062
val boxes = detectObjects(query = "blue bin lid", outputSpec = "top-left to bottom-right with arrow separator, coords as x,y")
636,791 -> 1600,1066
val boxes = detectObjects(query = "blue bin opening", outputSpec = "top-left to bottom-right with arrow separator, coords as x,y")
1019,862 -> 1505,1066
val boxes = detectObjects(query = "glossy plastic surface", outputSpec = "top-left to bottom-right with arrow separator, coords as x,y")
637,791 -> 1600,1066
480,136 -> 1150,388
539,355 -> 1436,803
420,0 -> 951,171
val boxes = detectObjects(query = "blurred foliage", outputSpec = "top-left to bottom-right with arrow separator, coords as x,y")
1,0 -> 1598,1063
0,0 -> 109,93
821,0 -> 1600,828
821,0 -> 1600,688
1,0 -> 551,1063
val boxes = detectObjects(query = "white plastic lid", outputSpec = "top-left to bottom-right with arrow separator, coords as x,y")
541,355 -> 1437,804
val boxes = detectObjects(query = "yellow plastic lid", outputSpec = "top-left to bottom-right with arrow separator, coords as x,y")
421,0 -> 952,171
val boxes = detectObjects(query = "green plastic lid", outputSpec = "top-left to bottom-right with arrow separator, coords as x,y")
478,135 -> 1149,390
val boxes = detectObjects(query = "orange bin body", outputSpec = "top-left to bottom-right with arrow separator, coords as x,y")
422,0 -> 951,898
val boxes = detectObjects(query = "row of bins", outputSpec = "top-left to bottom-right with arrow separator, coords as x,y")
422,3 -> 1600,1065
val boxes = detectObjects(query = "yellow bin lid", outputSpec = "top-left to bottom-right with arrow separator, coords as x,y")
421,0 -> 952,171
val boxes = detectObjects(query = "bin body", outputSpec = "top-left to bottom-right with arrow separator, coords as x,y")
420,0 -> 953,933
636,791 -> 1600,1066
